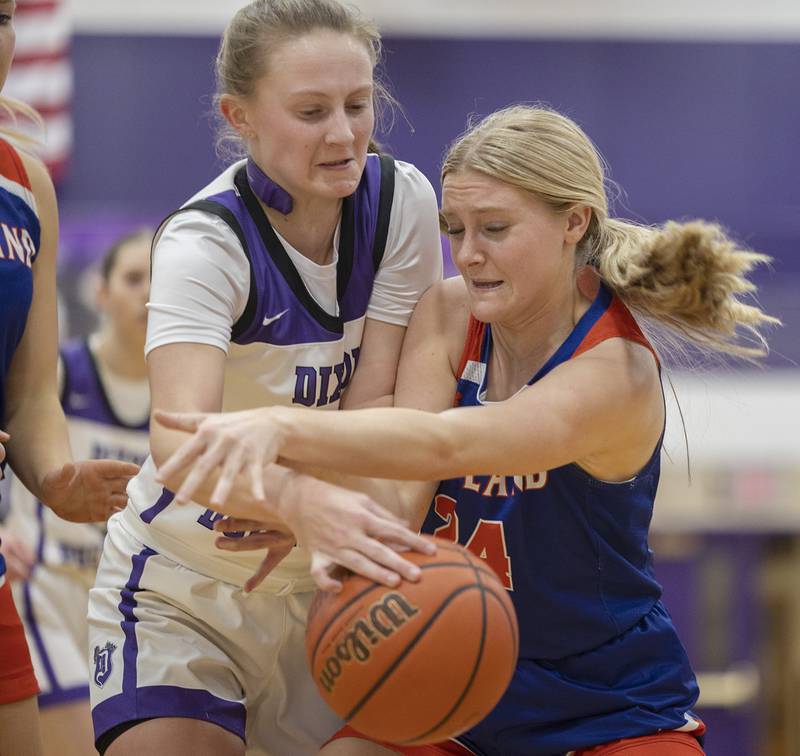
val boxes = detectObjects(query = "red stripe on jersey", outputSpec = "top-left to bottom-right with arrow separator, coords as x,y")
0,140 -> 32,189
573,295 -> 658,364
455,316 -> 486,380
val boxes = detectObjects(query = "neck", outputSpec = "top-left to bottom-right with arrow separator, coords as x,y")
264,195 -> 342,265
487,282 -> 589,399
92,328 -> 147,381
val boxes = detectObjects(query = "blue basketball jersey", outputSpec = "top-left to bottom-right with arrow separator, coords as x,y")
421,284 -> 703,755
0,140 -> 41,581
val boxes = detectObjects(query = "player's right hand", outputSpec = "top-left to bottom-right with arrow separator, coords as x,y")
214,475 -> 435,593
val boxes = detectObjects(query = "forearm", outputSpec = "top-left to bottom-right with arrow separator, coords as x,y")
5,394 -> 72,500
273,405 -> 466,481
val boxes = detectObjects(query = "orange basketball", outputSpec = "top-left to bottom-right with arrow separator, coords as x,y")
305,536 -> 519,746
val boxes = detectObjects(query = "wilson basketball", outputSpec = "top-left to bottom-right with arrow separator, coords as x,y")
305,536 -> 519,745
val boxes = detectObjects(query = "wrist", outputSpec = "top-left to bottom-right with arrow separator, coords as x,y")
267,463 -> 302,522
269,405 -> 294,454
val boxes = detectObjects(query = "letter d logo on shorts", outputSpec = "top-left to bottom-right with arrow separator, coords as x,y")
93,641 -> 117,687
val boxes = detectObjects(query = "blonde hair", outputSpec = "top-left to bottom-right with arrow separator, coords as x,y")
0,96 -> 44,148
442,105 -> 779,359
214,0 -> 393,159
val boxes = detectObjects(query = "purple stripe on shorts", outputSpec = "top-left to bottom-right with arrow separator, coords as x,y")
92,685 -> 246,745
39,684 -> 89,709
138,488 -> 174,524
118,546 -> 156,695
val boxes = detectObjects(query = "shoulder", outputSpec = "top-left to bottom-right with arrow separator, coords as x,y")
16,149 -> 55,210
16,150 -> 57,256
392,159 -> 437,209
570,335 -> 661,410
408,276 -> 470,367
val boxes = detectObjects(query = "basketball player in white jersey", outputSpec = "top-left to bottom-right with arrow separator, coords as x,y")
2,229 -> 151,756
87,2 -> 442,754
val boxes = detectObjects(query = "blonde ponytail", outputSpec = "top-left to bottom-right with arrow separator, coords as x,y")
586,218 -> 779,358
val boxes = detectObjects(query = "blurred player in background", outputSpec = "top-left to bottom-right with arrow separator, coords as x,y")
1,229 -> 151,756
0,2 -> 139,752
157,105 -> 778,756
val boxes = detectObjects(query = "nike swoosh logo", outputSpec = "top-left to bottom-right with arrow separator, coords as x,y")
262,309 -> 289,327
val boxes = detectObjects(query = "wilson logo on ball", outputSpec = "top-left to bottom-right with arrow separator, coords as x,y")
319,592 -> 420,693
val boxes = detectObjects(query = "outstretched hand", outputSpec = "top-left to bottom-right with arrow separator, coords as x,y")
41,459 -> 139,523
214,474 -> 435,593
153,407 -> 279,508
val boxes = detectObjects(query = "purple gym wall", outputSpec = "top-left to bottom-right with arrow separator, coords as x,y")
59,34 -> 799,365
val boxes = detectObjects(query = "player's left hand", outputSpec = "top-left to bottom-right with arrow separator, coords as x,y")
41,459 -> 139,523
212,517 -> 297,593
153,407 -> 278,508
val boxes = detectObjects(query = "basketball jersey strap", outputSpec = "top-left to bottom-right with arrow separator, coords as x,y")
153,154 -> 396,341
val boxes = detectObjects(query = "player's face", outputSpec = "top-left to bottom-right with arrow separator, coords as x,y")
0,1 -> 16,92
442,170 -> 579,326
241,30 -> 374,205
98,236 -> 151,344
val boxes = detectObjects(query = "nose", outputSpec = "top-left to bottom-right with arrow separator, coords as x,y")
324,107 -> 355,146
451,230 -> 484,269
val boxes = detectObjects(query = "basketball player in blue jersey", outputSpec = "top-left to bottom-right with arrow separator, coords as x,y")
1,229 -> 151,756
86,2 -> 441,754
158,105 -> 778,756
0,3 -> 139,753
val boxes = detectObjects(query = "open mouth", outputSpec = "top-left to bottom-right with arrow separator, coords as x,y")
471,280 -> 503,290
319,158 -> 352,168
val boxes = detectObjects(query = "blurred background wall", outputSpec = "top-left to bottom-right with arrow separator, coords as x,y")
19,2 -> 800,752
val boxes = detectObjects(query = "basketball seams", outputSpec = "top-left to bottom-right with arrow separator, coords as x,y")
308,560 -> 498,668
403,556 -> 490,744
344,582 -> 496,723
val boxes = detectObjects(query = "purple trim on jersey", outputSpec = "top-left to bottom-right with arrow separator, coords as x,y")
118,547 -> 156,695
138,488 -> 174,524
202,154 -> 384,348
39,684 -> 90,708
92,685 -> 246,745
60,341 -> 149,432
246,158 -> 292,214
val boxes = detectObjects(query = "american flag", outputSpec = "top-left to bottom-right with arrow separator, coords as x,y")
3,0 -> 72,183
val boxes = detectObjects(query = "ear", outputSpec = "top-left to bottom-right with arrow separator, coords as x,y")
219,94 -> 254,140
564,205 -> 592,245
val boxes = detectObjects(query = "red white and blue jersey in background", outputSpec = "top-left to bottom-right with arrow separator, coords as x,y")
421,283 -> 704,755
0,139 -> 40,583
